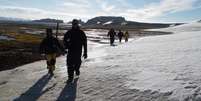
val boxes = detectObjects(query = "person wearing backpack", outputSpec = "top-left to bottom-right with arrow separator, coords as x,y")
39,28 -> 64,76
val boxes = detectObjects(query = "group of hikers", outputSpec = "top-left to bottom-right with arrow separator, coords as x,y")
39,19 -> 130,83
40,19 -> 87,83
107,28 -> 129,46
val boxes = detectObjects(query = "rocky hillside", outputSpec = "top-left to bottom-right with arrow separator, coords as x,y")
85,16 -> 126,25
84,16 -> 182,29
33,18 -> 64,23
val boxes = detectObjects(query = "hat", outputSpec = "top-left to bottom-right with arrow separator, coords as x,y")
72,19 -> 79,25
46,28 -> 52,33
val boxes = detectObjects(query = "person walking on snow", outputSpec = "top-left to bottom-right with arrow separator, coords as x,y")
117,30 -> 124,43
39,28 -> 64,76
63,19 -> 88,83
124,31 -> 129,42
107,28 -> 116,46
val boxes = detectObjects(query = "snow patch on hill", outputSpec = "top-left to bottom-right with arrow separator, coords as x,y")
103,21 -> 113,25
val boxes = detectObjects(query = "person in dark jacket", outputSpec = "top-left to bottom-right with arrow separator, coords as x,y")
63,19 -> 88,83
117,30 -> 124,43
40,28 -> 64,76
107,28 -> 116,46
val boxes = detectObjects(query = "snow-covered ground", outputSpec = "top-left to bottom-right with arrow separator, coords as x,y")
0,23 -> 201,101
149,22 -> 201,33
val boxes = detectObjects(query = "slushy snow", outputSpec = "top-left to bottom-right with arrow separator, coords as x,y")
150,22 -> 201,33
0,23 -> 201,101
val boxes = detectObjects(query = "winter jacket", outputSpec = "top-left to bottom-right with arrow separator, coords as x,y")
63,28 -> 87,59
118,32 -> 124,38
107,30 -> 116,39
39,36 -> 64,54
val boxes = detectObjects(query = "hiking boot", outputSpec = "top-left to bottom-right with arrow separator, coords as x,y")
48,69 -> 54,76
67,78 -> 73,83
76,70 -> 80,76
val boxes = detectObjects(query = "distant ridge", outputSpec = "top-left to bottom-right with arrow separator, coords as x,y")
0,16 -> 185,29
83,16 -> 183,29
0,17 -> 28,21
32,18 -> 64,23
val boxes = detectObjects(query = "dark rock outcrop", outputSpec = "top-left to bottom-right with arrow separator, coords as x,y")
33,18 -> 64,23
85,16 -> 126,25
84,16 -> 175,29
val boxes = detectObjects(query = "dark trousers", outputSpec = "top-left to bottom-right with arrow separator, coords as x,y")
45,53 -> 56,72
125,38 -> 128,42
110,38 -> 114,45
67,56 -> 81,79
119,37 -> 122,42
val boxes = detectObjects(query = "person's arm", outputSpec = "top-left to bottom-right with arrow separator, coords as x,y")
55,38 -> 65,53
63,32 -> 70,49
107,31 -> 110,37
83,31 -> 88,59
39,39 -> 45,54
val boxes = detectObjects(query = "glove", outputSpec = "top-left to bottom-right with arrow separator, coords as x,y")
61,52 -> 65,56
64,50 -> 68,54
41,54 -> 45,56
83,53 -> 88,59
62,50 -> 67,56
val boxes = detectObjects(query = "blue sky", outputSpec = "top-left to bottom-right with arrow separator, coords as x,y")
0,0 -> 200,23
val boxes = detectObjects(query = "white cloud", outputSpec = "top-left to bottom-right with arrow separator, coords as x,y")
0,6 -> 46,19
0,6 -> 89,21
62,0 -> 90,8
63,2 -> 78,6
120,0 -> 198,22
101,3 -> 115,12
0,0 -> 199,22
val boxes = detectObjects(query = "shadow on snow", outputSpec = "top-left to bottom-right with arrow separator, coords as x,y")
56,78 -> 78,101
14,73 -> 53,101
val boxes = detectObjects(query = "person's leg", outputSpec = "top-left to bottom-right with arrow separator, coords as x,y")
110,38 -> 112,45
51,53 -> 56,71
111,38 -> 114,45
46,54 -> 52,72
67,57 -> 74,82
67,65 -> 74,81
48,53 -> 56,75
46,61 -> 50,69
75,59 -> 81,76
